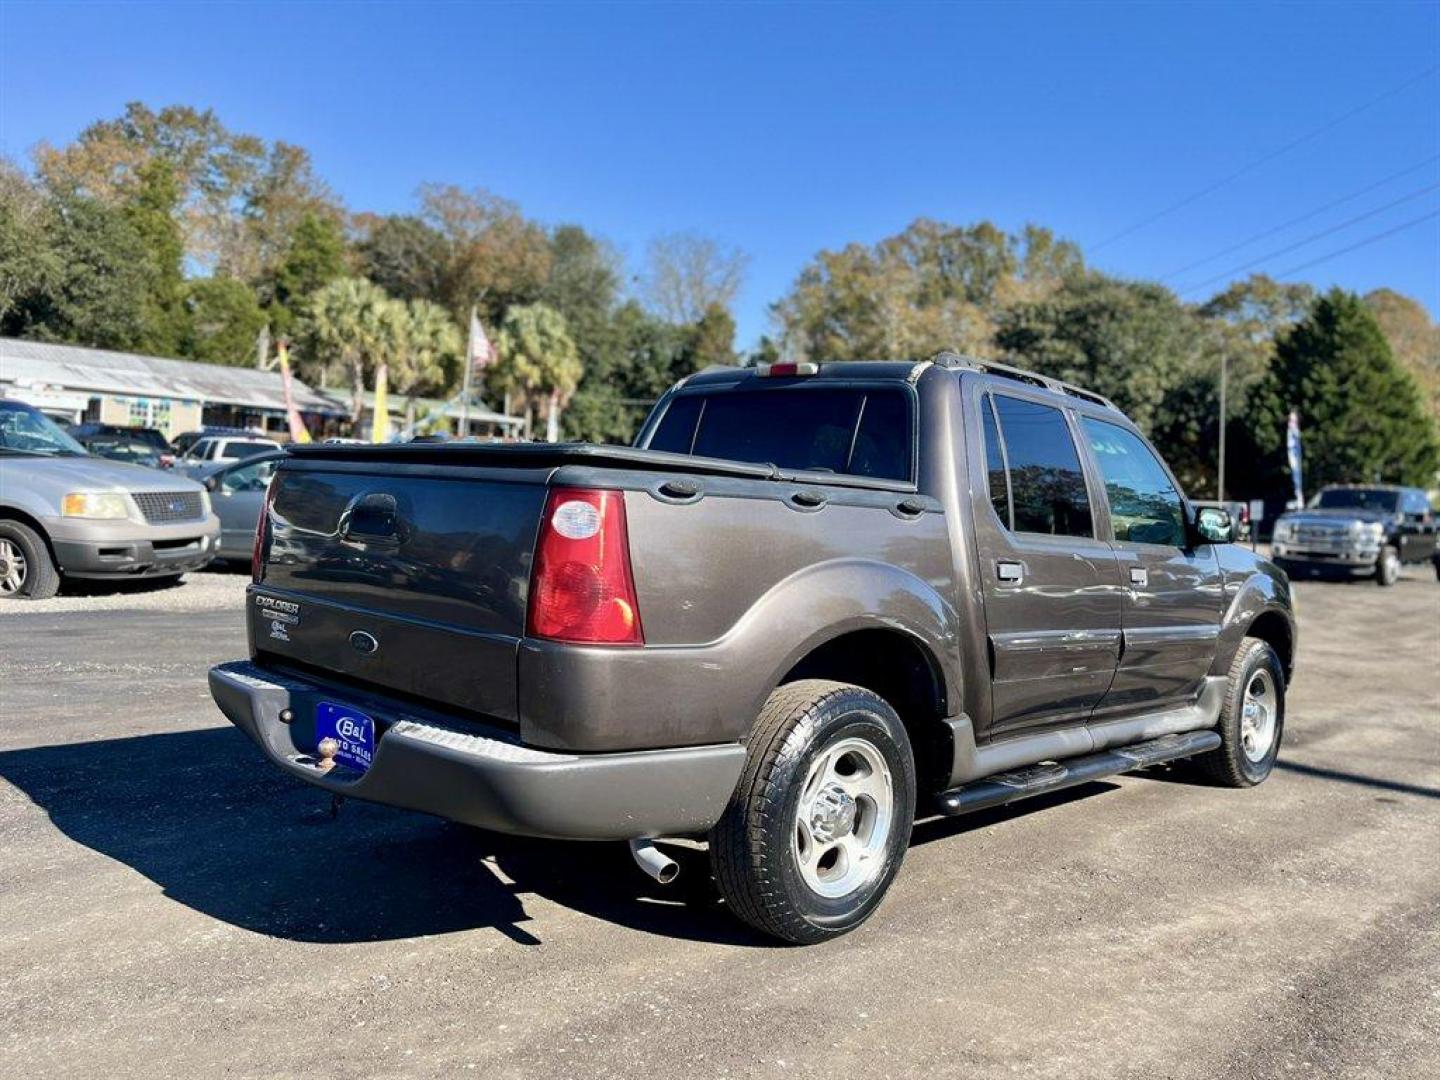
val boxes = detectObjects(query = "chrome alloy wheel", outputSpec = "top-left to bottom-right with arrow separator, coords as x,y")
1240,669 -> 1277,762
793,736 -> 895,899
0,537 -> 27,595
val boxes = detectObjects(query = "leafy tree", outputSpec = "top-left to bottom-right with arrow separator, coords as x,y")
178,277 -> 266,366
354,213 -> 448,303
1,188 -> 149,349
125,158 -> 187,355
0,159 -> 60,326
265,211 -> 346,335
1363,288 -> 1440,422
34,102 -> 340,284
563,302 -> 700,444
689,302 -> 736,368
420,184 -> 551,325
490,303 -> 582,440
642,231 -> 748,324
775,219 -> 1083,362
1242,289 -> 1439,494
996,273 -> 1204,434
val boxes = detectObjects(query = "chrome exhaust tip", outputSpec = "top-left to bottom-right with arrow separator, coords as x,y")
628,838 -> 680,884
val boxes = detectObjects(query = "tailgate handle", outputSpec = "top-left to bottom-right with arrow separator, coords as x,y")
789,490 -> 827,510
340,492 -> 403,545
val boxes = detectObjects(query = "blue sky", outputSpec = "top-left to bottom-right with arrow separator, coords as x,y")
2,1 -> 1437,349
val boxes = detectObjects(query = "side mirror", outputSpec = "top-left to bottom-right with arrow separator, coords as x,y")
203,475 -> 219,492
1191,505 -> 1234,545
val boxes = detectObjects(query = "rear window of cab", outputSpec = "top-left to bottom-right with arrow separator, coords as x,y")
646,386 -> 914,481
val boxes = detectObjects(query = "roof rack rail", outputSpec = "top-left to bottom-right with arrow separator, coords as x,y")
928,351 -> 1115,410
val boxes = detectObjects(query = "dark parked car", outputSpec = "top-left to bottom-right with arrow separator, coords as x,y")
210,354 -> 1295,943
68,423 -> 175,467
1271,485 -> 1436,585
193,452 -> 284,561
73,433 -> 166,470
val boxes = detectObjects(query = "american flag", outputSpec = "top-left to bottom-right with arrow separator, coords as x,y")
469,309 -> 495,375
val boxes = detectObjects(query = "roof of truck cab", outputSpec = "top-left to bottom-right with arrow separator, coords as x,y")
681,361 -> 923,388
681,356 -> 1116,410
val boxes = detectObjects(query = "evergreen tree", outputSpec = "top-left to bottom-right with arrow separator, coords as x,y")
1243,289 -> 1439,494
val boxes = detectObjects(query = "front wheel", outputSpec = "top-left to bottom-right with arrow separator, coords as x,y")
1375,545 -> 1401,586
0,520 -> 60,600
710,680 -> 916,944
1194,637 -> 1285,787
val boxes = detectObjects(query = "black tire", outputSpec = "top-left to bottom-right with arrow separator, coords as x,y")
710,680 -> 916,945
0,519 -> 60,600
1194,637 -> 1285,787
1375,545 -> 1401,586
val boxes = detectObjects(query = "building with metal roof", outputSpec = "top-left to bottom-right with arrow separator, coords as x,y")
0,337 -> 346,439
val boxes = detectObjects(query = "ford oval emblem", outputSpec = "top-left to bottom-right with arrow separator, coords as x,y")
348,630 -> 379,656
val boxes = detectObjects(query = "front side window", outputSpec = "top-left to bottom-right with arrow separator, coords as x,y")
990,395 -> 1093,538
1082,417 -> 1185,547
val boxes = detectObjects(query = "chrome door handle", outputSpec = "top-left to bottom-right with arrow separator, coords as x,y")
996,560 -> 1023,583
1129,566 -> 1148,588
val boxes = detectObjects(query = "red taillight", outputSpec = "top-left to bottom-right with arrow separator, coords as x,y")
251,485 -> 275,583
527,488 -> 643,645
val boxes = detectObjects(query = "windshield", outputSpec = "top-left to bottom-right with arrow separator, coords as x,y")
1313,488 -> 1399,513
0,401 -> 89,456
86,438 -> 160,464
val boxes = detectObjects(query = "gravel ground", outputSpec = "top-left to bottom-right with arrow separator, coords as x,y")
0,570 -> 1436,1079
0,566 -> 250,616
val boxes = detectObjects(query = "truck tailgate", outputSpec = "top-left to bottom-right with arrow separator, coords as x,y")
251,462 -> 549,723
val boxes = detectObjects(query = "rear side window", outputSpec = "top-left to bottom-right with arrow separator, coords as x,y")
990,395 -> 1093,538
1081,417 -> 1185,547
226,441 -> 272,461
648,387 -> 913,481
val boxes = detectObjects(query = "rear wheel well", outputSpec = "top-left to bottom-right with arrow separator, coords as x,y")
1247,611 -> 1294,684
780,629 -> 952,793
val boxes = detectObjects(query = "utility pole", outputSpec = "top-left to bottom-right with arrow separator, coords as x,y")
1217,353 -> 1228,502
460,305 -> 475,438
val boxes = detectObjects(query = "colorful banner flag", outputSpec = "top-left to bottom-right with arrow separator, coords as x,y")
372,363 -> 389,444
1286,409 -> 1303,507
276,342 -> 312,444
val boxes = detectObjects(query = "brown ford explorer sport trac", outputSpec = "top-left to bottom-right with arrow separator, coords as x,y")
210,353 -> 1296,944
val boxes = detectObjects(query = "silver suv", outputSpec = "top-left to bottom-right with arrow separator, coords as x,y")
0,399 -> 220,599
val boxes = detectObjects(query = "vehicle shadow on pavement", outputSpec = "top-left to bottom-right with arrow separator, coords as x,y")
0,726 -> 770,949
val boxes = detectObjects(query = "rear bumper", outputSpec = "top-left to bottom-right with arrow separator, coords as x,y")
208,660 -> 746,840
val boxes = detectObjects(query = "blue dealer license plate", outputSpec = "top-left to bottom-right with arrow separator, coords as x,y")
315,702 -> 376,773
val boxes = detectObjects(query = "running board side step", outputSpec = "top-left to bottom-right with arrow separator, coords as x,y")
936,730 -> 1221,816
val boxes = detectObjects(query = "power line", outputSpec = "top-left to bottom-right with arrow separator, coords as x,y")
1160,154 -> 1440,281
1091,63 -> 1440,253
1271,209 -> 1440,279
1178,182 -> 1440,296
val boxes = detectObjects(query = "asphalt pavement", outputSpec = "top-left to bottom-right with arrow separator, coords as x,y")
1,569 -> 1437,1079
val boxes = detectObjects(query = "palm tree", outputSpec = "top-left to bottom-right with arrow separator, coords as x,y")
302,277 -> 398,424
492,303 -> 581,441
